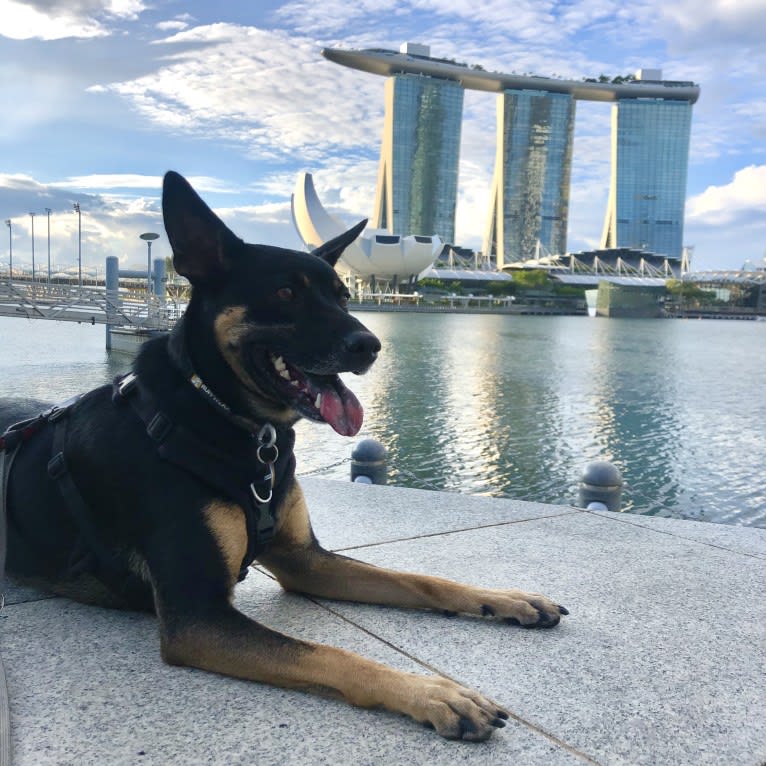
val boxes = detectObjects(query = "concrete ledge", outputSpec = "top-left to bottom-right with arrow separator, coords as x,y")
2,480 -> 765,765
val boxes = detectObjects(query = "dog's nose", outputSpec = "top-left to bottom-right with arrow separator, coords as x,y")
343,330 -> 381,369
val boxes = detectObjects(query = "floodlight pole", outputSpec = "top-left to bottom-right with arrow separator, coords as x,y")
29,212 -> 35,283
45,207 -> 52,289
73,202 -> 82,287
4,219 -> 11,287
140,232 -> 160,296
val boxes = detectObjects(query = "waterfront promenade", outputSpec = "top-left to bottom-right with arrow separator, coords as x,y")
3,479 -> 765,765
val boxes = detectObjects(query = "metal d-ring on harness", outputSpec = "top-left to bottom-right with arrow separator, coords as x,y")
252,424 -> 278,504
248,423 -> 279,544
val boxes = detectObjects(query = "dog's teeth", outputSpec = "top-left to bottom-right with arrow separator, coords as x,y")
290,380 -> 299,387
273,356 -> 286,371
314,393 -> 322,409
279,369 -> 291,380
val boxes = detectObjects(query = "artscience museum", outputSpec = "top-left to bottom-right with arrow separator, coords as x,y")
291,172 -> 442,285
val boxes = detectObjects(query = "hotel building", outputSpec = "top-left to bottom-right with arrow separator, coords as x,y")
322,46 -> 700,267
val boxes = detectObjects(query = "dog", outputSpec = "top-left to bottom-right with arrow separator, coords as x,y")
0,171 -> 567,741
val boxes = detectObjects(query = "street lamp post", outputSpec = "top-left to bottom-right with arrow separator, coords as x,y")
140,232 -> 160,296
29,212 -> 35,283
73,203 -> 82,287
45,207 -> 52,289
4,219 -> 11,286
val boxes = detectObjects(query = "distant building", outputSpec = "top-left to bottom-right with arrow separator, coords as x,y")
600,71 -> 693,260
291,172 -> 442,284
484,89 -> 575,266
372,45 -> 463,244
322,47 -> 700,267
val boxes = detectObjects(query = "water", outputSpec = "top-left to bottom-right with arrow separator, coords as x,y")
1,314 -> 764,527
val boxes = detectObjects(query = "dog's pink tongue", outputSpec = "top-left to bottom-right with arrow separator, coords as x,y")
320,381 -> 364,437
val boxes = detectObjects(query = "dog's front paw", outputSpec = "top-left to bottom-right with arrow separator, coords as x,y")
408,676 -> 509,741
473,589 -> 569,629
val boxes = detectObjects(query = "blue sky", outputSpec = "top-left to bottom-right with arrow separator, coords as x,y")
1,0 -> 764,274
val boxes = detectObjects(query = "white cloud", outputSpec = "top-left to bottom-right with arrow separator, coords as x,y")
687,165 -> 766,225
0,0 -> 145,40
156,20 -> 189,32
49,174 -> 236,194
659,0 -> 766,46
106,24 -> 384,163
50,174 -> 161,191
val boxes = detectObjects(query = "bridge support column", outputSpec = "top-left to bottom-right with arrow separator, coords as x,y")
152,258 -> 166,302
105,256 -> 119,350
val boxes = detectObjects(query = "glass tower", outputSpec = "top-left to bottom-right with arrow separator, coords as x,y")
601,99 -> 692,259
374,74 -> 464,243
484,89 -> 575,267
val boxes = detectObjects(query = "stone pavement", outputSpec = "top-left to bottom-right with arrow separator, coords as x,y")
2,478 -> 765,765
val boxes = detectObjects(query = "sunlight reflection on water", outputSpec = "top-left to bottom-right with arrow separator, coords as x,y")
1,314 -> 764,527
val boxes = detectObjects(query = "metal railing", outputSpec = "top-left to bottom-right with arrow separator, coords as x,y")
0,279 -> 185,331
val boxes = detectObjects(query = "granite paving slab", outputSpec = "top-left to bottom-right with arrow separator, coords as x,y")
590,508 -> 766,558
311,511 -> 766,766
2,569 -> 585,765
300,477 -> 578,550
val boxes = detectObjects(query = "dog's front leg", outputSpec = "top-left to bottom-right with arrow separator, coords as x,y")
155,598 -> 509,740
261,482 -> 567,629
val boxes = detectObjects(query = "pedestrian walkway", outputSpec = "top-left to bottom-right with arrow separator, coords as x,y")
2,479 -> 765,765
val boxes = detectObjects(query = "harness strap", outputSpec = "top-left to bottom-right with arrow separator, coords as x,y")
46,410 -> 126,583
116,374 -> 277,580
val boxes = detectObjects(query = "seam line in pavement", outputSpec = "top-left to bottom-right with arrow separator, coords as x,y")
329,509 -> 582,553
311,597 -> 602,765
582,509 -> 766,560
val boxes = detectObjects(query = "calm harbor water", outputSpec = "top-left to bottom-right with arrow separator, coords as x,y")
1,313 -> 764,527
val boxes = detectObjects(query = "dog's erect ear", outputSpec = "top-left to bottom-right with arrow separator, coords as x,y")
162,171 -> 242,285
311,219 -> 367,267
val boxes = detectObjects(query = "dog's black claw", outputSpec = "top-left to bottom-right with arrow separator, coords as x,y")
504,617 -> 521,626
558,605 -> 570,615
496,710 -> 509,720
492,717 -> 507,728
442,609 -> 458,617
481,604 -> 495,617
523,609 -> 560,629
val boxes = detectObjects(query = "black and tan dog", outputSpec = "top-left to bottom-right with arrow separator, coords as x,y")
0,172 -> 567,741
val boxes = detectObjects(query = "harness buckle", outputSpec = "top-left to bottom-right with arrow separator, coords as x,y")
48,406 -> 67,423
254,506 -> 275,539
146,412 -> 173,443
117,373 -> 138,398
47,452 -> 67,480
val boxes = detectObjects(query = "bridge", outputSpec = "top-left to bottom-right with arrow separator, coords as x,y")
0,275 -> 188,352
0,279 -> 184,328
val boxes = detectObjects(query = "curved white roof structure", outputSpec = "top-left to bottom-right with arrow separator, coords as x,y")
291,172 -> 442,279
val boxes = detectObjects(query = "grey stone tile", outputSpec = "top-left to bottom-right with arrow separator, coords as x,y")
300,477 -> 578,550
590,508 -> 766,558
315,512 -> 766,766
1,569 -> 583,765
2,578 -> 57,605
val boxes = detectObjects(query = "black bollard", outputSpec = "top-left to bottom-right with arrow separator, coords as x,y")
350,439 -> 387,485
578,461 -> 623,511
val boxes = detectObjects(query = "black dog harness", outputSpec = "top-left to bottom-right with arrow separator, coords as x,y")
1,330 -> 295,585
111,370 -> 290,580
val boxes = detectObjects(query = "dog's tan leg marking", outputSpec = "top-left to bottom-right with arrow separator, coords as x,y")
261,482 -> 565,628
204,501 -> 248,589
178,486 -> 507,738
157,599 -> 508,740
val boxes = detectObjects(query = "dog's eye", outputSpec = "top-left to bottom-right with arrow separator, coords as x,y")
276,287 -> 294,302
